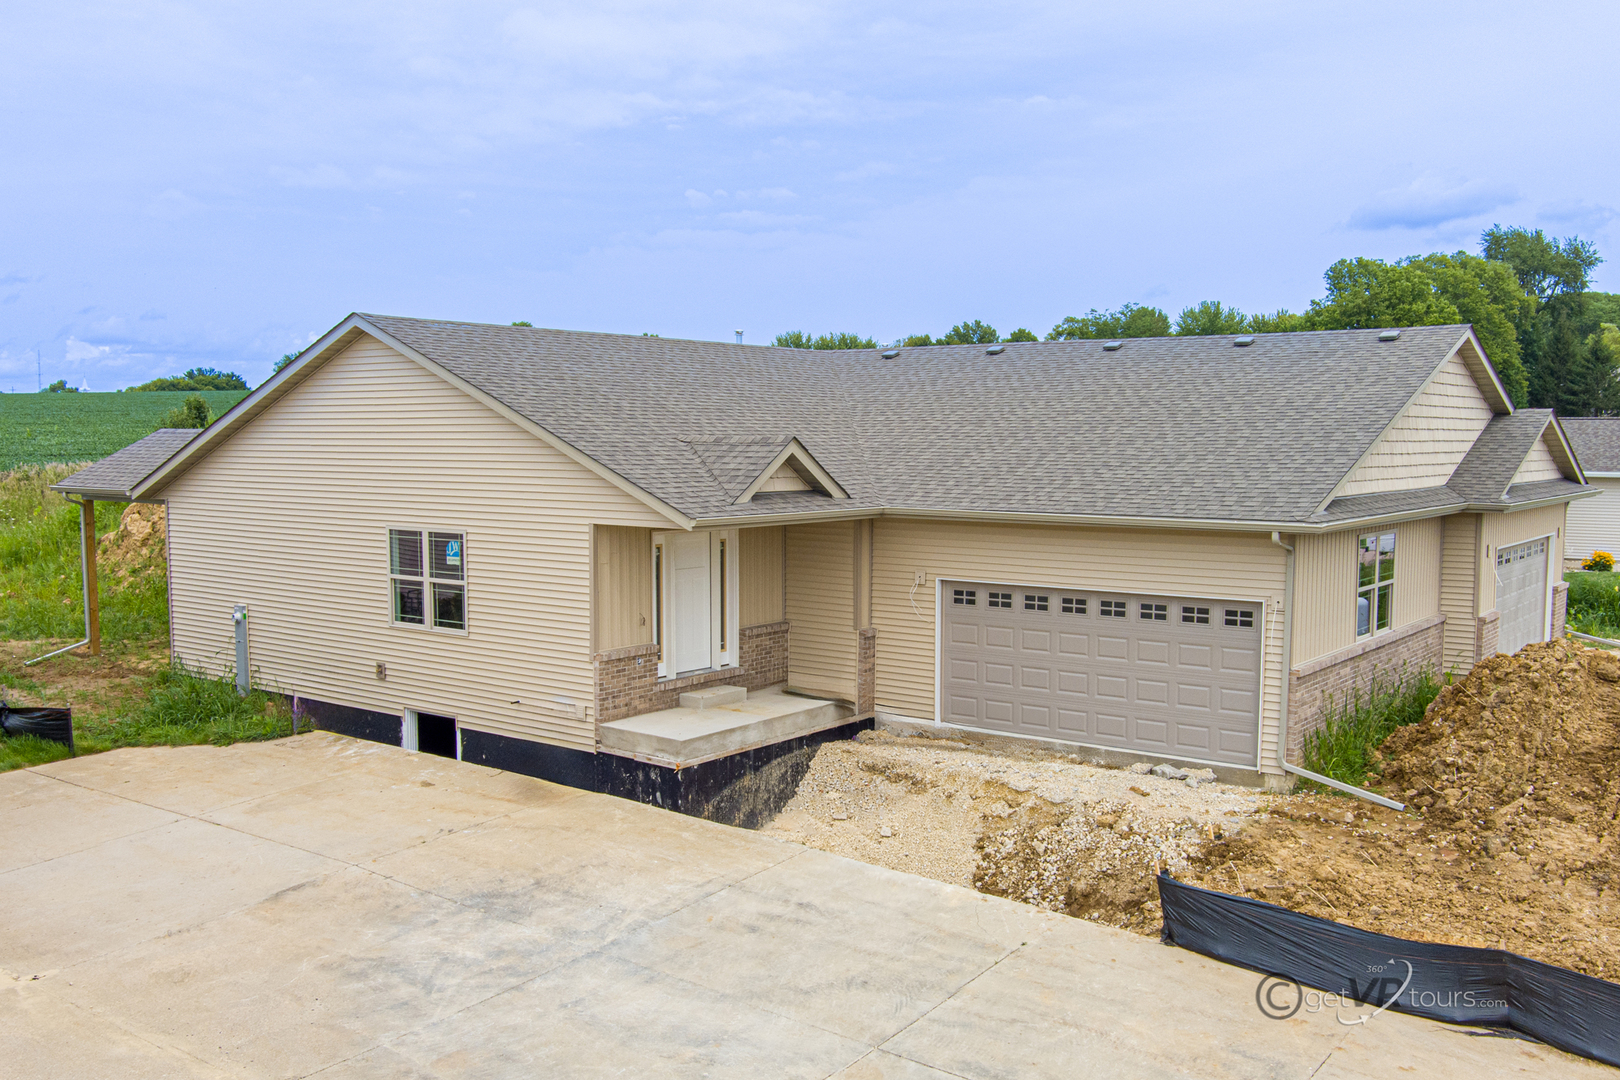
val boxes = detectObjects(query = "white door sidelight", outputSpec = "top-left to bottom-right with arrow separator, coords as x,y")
1496,538 -> 1549,656
653,530 -> 739,678
940,581 -> 1262,768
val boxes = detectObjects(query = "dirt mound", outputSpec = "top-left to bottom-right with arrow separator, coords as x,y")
98,503 -> 166,580
1181,640 -> 1620,979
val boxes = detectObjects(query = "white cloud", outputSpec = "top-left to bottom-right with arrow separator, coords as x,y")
685,188 -> 713,207
1348,175 -> 1518,231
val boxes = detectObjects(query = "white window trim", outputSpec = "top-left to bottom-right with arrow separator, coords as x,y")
387,525 -> 470,636
651,528 -> 740,679
402,708 -> 462,759
1356,529 -> 1397,640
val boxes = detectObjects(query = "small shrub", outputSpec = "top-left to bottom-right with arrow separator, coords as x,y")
1302,667 -> 1441,789
159,394 -> 212,429
1582,551 -> 1615,572
1565,571 -> 1620,639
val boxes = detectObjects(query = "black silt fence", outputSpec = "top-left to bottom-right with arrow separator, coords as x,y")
0,702 -> 74,753
1159,873 -> 1620,1068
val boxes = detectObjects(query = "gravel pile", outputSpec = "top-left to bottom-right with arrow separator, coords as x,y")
765,728 -> 1268,929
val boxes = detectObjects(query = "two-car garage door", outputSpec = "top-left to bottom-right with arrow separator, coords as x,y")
941,581 -> 1262,767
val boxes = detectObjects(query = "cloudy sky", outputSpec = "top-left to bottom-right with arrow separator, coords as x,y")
3,1 -> 1616,390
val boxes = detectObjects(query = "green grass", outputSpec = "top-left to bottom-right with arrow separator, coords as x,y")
1564,570 -> 1620,639
1302,668 -> 1442,790
0,664 -> 299,771
0,390 -> 247,470
0,464 -> 168,641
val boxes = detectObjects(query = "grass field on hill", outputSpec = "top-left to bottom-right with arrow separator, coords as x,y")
0,390 -> 248,470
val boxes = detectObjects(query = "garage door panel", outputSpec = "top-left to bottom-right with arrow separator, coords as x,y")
1498,538 -> 1549,655
941,580 -> 1261,767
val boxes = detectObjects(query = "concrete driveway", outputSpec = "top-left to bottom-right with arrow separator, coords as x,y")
0,734 -> 1606,1079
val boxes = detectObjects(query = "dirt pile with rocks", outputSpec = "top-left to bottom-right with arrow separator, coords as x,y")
1180,640 -> 1620,979
98,503 -> 166,580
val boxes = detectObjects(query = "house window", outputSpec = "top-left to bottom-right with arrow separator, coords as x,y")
988,591 -> 1012,608
390,528 -> 465,631
1140,603 -> 1167,621
1100,600 -> 1127,618
1182,606 -> 1210,624
1061,597 -> 1087,615
953,589 -> 977,605
1357,531 -> 1396,637
1224,608 -> 1254,628
1024,594 -> 1049,612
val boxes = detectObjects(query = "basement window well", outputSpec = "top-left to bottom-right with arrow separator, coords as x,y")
405,710 -> 459,759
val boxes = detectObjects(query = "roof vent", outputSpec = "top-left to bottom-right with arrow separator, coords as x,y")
881,349 -> 900,359
1233,335 -> 1255,347
1103,340 -> 1124,351
1379,329 -> 1401,341
985,345 -> 1005,355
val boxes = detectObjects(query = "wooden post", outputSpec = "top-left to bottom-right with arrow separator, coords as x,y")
81,498 -> 100,657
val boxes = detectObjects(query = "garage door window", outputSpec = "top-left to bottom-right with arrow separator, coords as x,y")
1100,600 -> 1127,617
1024,594 -> 1048,611
1182,606 -> 1210,624
1357,531 -> 1396,637
1062,597 -> 1087,614
1140,603 -> 1167,620
953,589 -> 976,605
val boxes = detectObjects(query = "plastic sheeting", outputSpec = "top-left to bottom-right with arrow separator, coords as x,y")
1159,872 -> 1620,1068
0,702 -> 74,753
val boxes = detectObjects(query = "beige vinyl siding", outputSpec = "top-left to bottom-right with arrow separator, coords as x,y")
1291,531 -> 1357,664
595,526 -> 653,652
1565,478 -> 1620,561
1338,354 -> 1495,497
163,335 -> 671,753
869,519 -> 1288,775
785,520 -> 857,699
1511,432 -> 1564,485
740,525 -> 785,626
1480,504 -> 1566,616
1290,518 -> 1442,666
1441,514 -> 1480,671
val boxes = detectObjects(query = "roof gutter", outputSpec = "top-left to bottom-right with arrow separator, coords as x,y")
1269,530 -> 1405,811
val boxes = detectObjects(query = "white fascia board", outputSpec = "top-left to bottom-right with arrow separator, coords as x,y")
1582,471 -> 1620,479
1313,329 -> 1499,515
733,438 -> 849,504
131,314 -> 694,529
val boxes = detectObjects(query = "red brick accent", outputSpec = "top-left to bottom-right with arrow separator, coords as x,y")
856,627 -> 877,717
1286,615 -> 1445,765
592,621 -> 791,725
1552,582 -> 1569,641
1476,609 -> 1500,660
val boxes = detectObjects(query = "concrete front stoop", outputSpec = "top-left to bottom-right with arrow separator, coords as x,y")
599,683 -> 851,770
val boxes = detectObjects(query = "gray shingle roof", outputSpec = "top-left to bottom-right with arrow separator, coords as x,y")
1559,417 -> 1620,473
52,429 -> 199,499
361,315 -> 1481,525
1447,409 -> 1556,503
1318,487 -> 1465,523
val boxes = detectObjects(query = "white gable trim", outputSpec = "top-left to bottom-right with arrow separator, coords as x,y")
733,438 -> 849,504
132,314 -> 695,528
1317,329 -> 1509,511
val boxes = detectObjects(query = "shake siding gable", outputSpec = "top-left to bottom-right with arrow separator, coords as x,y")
163,335 -> 669,752
868,519 -> 1288,775
1511,432 -> 1565,485
1337,353 -> 1495,497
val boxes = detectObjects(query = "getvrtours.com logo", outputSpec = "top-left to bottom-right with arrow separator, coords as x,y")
1255,961 -> 1507,1026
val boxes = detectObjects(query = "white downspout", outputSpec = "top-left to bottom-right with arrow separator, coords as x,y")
25,497 -> 93,665
1270,531 -> 1405,812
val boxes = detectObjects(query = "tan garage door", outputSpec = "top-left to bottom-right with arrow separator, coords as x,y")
941,581 -> 1261,767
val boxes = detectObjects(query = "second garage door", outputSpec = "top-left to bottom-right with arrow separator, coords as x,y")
1496,537 -> 1549,656
941,581 -> 1262,767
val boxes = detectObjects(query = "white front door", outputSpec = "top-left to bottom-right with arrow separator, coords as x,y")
668,532 -> 713,674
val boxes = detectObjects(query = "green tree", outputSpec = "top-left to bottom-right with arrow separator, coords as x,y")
900,333 -> 936,347
773,331 -> 879,350
1006,327 -> 1038,342
1406,252 -> 1531,403
1047,303 -> 1170,340
130,367 -> 248,392
1481,226 -> 1602,305
40,379 -> 74,393
1174,300 -> 1251,336
273,352 -> 298,374
940,320 -> 1000,345
160,394 -> 212,429
511,320 -> 533,327
1308,258 -> 1462,329
1247,310 -> 1308,333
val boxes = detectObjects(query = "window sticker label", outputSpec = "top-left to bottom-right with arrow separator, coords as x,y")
446,540 -> 462,565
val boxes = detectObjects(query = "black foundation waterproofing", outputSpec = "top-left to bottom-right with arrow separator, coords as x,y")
0,702 -> 74,753
1158,872 -> 1620,1068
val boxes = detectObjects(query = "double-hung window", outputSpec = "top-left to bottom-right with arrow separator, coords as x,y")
1356,531 -> 1395,638
390,528 -> 467,631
